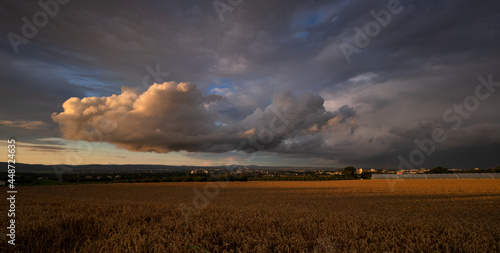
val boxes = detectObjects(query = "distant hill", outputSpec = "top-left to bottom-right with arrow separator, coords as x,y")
0,162 -> 332,174
0,162 -> 206,173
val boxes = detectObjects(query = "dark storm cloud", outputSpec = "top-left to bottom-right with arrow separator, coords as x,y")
1,0 -> 500,167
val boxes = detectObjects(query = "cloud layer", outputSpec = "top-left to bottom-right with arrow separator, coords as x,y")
2,0 -> 500,167
0,120 -> 49,130
52,82 -> 355,155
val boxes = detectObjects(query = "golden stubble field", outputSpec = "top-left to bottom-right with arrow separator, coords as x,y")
2,179 -> 499,252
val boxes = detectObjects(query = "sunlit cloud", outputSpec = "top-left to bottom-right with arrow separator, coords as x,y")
52,81 -> 355,157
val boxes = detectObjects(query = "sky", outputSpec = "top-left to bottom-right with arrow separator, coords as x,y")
0,0 -> 499,169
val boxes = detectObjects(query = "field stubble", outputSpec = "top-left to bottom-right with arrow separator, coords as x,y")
1,180 -> 499,252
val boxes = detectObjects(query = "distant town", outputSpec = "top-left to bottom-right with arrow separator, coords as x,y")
1,163 -> 499,186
